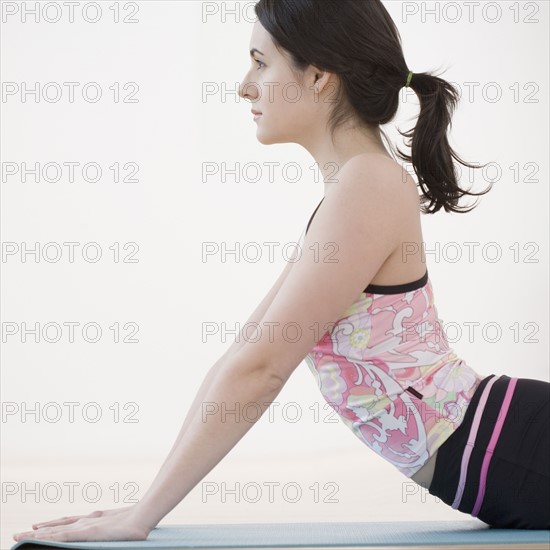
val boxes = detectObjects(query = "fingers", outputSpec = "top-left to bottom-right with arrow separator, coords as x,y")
15,524 -> 93,543
32,516 -> 81,529
14,526 -> 55,541
32,509 -> 106,530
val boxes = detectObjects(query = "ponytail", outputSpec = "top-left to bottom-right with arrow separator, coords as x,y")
395,71 -> 493,214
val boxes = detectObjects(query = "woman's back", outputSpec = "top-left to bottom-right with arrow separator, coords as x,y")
357,155 -> 428,288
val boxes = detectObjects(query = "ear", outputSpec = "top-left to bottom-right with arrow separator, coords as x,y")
310,68 -> 334,94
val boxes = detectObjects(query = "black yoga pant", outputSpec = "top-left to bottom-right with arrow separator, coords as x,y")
428,373 -> 550,529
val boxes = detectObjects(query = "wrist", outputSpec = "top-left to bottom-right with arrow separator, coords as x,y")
125,501 -> 160,534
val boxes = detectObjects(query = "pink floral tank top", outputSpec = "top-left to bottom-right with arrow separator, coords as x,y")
300,198 -> 484,478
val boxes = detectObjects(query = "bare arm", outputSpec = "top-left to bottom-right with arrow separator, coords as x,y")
30,239 -> 302,527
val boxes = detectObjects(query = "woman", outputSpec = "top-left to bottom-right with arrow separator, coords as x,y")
13,0 -> 549,542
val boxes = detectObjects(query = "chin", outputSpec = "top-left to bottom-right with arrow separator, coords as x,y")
256,128 -> 291,146
256,131 -> 279,145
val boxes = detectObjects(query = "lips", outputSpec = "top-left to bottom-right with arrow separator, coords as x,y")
251,110 -> 262,115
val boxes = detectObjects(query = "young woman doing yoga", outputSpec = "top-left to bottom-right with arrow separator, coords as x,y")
14,0 -> 549,542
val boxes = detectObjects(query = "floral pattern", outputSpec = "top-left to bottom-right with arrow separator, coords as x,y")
303,273 -> 483,478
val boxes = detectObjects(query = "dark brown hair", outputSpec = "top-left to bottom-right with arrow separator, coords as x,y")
254,0 -> 492,214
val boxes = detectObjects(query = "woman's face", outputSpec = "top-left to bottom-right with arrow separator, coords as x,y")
239,21 -> 329,145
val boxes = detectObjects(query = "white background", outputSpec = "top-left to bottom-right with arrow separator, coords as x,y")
1,0 -> 548,542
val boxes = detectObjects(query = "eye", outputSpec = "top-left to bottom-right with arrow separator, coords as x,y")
254,58 -> 265,69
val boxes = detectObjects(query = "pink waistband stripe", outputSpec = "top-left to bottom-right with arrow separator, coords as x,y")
471,377 -> 518,517
452,375 -> 501,510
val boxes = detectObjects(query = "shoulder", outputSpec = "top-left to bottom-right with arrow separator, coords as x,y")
323,153 -> 412,229
243,158 -> 410,383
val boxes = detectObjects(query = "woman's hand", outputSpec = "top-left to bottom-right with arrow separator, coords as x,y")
29,505 -> 134,530
12,507 -> 150,543
26,505 -> 133,529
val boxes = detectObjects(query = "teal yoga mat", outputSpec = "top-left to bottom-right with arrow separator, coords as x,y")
9,520 -> 550,549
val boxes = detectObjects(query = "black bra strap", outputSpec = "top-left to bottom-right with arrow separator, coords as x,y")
306,197 -> 325,235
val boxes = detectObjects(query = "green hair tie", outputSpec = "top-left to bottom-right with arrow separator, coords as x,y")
405,70 -> 413,88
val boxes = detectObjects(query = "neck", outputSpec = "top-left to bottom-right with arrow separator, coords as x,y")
301,122 -> 392,194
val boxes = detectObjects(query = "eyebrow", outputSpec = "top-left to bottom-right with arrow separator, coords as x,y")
250,48 -> 264,57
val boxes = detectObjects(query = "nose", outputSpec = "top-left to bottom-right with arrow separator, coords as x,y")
238,70 -> 260,102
